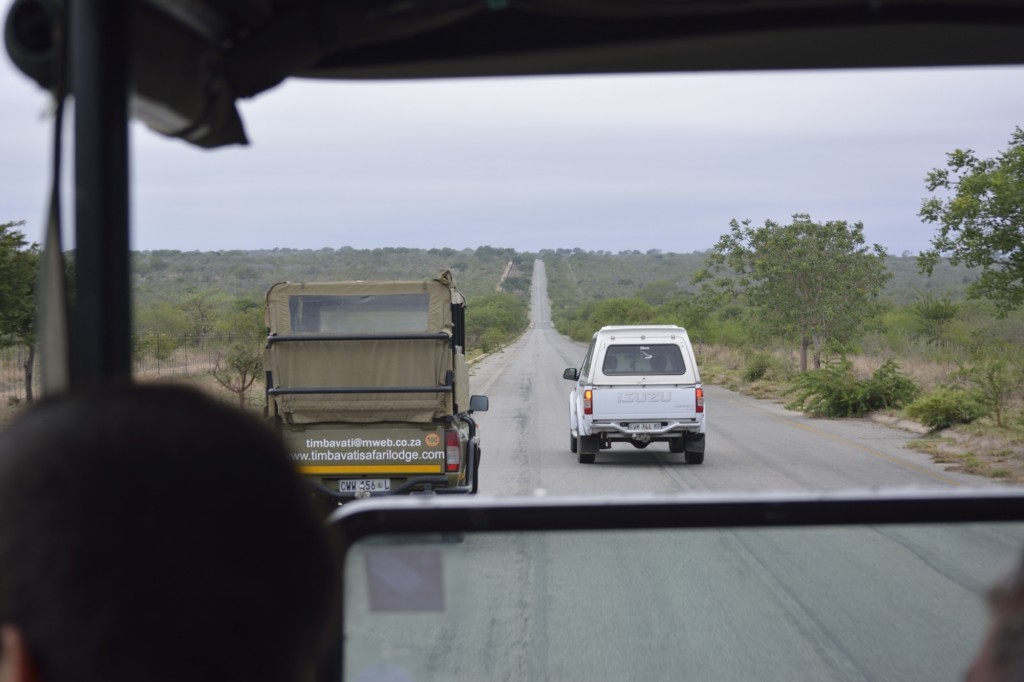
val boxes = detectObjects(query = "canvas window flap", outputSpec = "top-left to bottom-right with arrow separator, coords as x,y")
265,279 -> 454,336
269,338 -> 452,424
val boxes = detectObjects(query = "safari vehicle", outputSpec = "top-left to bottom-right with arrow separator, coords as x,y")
564,325 -> 705,464
7,0 -> 1024,681
263,272 -> 487,502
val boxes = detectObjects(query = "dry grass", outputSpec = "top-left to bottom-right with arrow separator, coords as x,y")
847,354 -> 960,393
696,343 -> 1024,484
697,344 -> 969,401
0,372 -> 263,427
908,425 -> 1024,483
695,345 -> 794,400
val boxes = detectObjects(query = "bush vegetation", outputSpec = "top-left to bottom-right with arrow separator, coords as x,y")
466,293 -> 530,353
742,353 -> 774,382
542,248 -> 1023,432
7,246 -> 1022,435
784,359 -> 920,418
1,246 -> 533,415
905,388 -> 990,430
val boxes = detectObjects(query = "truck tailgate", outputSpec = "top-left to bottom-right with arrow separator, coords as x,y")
281,422 -> 446,475
590,385 -> 699,421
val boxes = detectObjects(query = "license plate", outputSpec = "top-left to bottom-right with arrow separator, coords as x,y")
339,479 -> 391,493
628,422 -> 661,431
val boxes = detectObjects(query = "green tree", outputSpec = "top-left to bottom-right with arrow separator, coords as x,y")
212,343 -> 263,409
465,293 -> 529,351
910,293 -> 959,346
215,297 -> 266,340
180,287 -> 225,343
637,280 -> 679,306
211,297 -> 266,408
919,127 -> 1024,315
0,221 -> 40,402
955,358 -> 1022,429
135,301 -> 189,336
696,214 -> 890,371
586,297 -> 655,328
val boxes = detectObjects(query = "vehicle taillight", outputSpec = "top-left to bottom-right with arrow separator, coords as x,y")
695,387 -> 704,413
583,389 -> 593,415
445,429 -> 461,472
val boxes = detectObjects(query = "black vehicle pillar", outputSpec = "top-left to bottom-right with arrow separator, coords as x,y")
69,0 -> 132,386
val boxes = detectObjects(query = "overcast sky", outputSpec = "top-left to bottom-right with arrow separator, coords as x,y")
2,37 -> 1023,256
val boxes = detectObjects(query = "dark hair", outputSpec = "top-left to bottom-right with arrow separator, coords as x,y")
0,383 -> 336,682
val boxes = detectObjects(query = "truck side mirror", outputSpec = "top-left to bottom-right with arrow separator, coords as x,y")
469,395 -> 489,413
563,368 -> 579,381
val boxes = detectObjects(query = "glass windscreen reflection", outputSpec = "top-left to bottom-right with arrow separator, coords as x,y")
344,523 -> 1024,681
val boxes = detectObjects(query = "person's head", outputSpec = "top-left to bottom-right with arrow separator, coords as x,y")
0,382 -> 336,682
968,552 -> 1024,682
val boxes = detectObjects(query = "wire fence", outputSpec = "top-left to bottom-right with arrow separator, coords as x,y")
1,333 -> 263,422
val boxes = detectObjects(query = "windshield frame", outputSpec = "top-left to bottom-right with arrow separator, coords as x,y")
321,489 -> 1024,680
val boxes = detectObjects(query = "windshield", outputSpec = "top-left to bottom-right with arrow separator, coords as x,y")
4,19 -> 1024,682
344,522 -> 1024,681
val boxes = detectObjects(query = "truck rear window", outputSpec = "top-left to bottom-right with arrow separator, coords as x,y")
288,294 -> 430,333
602,344 -> 685,375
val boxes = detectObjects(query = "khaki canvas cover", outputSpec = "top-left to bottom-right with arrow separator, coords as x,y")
265,274 -> 457,337
265,273 -> 461,424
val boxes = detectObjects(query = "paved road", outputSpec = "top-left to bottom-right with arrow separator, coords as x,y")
343,259 -> 1024,682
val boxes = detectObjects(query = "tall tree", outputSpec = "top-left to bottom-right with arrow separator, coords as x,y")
695,215 -> 890,371
910,293 -> 959,346
0,221 -> 41,402
919,127 -> 1024,315
211,297 -> 266,408
212,344 -> 263,409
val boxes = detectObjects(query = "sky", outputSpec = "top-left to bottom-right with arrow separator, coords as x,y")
2,28 -> 1023,256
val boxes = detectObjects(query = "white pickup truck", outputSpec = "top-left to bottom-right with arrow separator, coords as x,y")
563,325 -> 706,464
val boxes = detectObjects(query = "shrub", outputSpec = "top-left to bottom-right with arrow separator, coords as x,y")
905,388 -> 988,429
864,359 -> 921,410
786,359 -> 868,417
478,329 -> 505,354
211,342 -> 263,408
962,359 -> 1021,428
134,332 -> 180,361
785,358 -> 919,418
742,353 -> 772,382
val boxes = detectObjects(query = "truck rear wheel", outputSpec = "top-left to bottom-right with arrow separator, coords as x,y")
578,435 -> 600,463
570,433 -> 578,453
668,437 -> 685,453
684,434 -> 705,464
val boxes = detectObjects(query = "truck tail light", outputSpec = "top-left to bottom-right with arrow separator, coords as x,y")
445,429 -> 461,472
695,387 -> 704,413
583,389 -> 593,415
